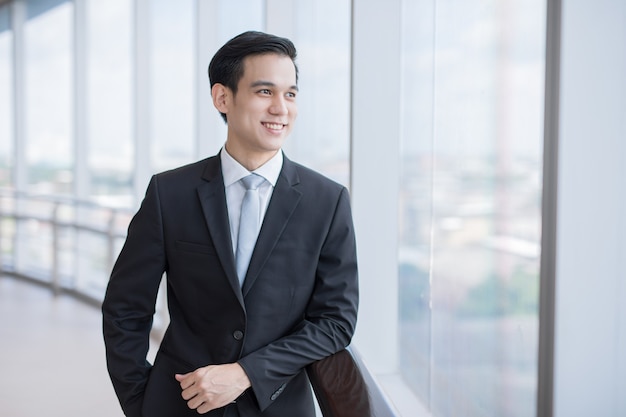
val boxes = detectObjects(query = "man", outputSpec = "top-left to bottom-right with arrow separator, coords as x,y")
102,31 -> 359,417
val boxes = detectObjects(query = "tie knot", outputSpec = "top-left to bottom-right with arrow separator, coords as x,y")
241,174 -> 265,190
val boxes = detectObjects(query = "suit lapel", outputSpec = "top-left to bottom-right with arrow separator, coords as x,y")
196,156 -> 245,308
242,157 -> 302,295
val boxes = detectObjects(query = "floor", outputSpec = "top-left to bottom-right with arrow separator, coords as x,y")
0,275 -> 124,417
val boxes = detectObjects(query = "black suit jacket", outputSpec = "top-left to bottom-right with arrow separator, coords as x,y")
102,153 -> 359,417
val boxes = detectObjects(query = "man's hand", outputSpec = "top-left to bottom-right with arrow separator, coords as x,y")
175,362 -> 251,414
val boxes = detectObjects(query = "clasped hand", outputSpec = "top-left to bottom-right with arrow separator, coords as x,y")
175,362 -> 251,414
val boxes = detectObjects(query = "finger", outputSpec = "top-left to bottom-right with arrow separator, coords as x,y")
188,393 -> 215,412
197,398 -> 225,415
197,393 -> 236,414
181,386 -> 197,401
175,373 -> 195,390
197,402 -> 212,414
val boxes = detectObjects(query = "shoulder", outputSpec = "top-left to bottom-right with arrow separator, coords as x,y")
283,156 -> 346,193
155,155 -> 218,182
281,157 -> 350,209
143,155 -> 220,199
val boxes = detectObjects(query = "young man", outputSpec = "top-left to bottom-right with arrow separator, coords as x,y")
102,31 -> 359,417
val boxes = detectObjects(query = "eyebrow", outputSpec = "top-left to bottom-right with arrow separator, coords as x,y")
250,80 -> 299,92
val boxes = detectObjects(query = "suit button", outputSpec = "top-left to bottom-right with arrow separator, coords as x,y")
270,383 -> 286,401
233,330 -> 244,340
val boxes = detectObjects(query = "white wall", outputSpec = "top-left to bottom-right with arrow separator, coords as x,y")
553,1 -> 626,415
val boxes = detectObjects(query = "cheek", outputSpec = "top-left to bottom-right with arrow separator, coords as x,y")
289,104 -> 298,120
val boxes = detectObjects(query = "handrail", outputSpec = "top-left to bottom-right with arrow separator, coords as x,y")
308,347 -> 398,417
0,187 -> 398,417
0,187 -> 134,303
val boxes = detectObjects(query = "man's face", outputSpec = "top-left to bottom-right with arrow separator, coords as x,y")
222,53 -> 298,162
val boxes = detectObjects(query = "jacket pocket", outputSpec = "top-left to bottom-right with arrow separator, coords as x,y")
175,240 -> 216,255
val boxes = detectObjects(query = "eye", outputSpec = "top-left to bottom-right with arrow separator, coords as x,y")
258,89 -> 271,95
286,91 -> 297,99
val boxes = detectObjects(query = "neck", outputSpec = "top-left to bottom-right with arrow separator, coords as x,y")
224,142 -> 278,171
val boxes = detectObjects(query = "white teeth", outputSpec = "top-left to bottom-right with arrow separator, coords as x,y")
264,123 -> 284,130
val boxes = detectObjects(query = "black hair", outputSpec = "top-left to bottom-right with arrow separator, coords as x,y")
208,31 -> 299,123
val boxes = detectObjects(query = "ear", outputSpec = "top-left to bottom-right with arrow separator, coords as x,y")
211,83 -> 230,114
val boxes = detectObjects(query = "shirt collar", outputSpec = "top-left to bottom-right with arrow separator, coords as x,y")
220,147 -> 283,187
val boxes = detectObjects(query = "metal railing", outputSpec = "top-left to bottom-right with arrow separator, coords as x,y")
0,188 -> 134,304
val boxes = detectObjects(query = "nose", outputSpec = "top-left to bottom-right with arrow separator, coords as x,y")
269,96 -> 288,115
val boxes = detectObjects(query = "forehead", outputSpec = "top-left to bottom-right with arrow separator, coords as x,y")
240,53 -> 297,86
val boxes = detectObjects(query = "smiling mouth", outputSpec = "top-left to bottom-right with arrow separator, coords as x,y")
263,122 -> 285,130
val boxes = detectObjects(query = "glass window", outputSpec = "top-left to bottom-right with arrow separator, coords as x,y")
0,5 -> 12,187
24,1 -> 73,194
0,4 -> 13,272
86,0 -> 133,203
282,0 -> 352,187
217,0 -> 264,41
399,0 -> 546,416
150,0 -> 194,173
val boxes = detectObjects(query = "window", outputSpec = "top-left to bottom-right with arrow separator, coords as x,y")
149,0 -> 194,173
0,4 -> 12,187
86,0 -> 133,203
24,0 -> 73,194
399,0 -> 546,415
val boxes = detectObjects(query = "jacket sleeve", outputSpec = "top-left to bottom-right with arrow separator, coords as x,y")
237,187 -> 359,411
102,176 -> 166,417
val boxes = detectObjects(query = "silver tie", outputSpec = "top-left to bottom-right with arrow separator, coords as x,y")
236,174 -> 265,286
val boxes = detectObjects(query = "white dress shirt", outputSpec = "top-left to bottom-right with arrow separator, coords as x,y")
220,148 -> 283,255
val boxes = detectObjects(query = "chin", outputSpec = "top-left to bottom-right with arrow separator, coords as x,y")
260,138 -> 286,150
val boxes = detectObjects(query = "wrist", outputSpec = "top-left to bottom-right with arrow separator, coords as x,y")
233,362 -> 252,390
